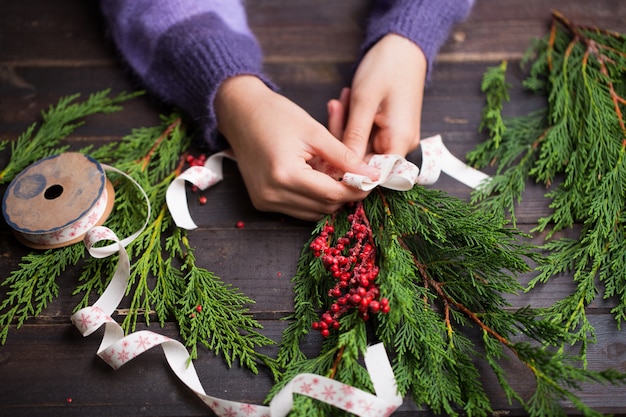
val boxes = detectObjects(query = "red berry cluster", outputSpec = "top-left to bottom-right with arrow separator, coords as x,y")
310,203 -> 389,337
185,153 -> 207,167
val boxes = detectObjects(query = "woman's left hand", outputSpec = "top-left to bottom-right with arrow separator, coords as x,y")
339,34 -> 428,158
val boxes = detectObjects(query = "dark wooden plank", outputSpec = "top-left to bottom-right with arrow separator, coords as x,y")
1,316 -> 625,417
2,0 -> 624,64
0,0 -> 112,64
440,0 -> 626,60
0,65 -> 164,141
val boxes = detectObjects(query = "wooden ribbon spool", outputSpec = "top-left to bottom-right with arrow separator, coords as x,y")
2,152 -> 115,249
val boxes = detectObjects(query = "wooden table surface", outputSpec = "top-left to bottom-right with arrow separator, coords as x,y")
1,0 -> 626,416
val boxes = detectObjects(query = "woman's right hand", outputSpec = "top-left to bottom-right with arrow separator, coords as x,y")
214,76 -> 379,221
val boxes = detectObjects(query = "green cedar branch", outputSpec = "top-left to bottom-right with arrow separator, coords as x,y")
0,89 -> 143,184
467,11 -> 626,350
273,187 -> 624,416
479,60 -> 511,148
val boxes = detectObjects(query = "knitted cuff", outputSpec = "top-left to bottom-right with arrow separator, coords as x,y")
144,12 -> 271,150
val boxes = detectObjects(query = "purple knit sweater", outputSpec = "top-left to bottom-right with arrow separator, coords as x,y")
100,0 -> 474,150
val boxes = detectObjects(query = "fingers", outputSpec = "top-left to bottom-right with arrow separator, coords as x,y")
327,87 -> 351,139
248,164 -> 368,221
311,131 -> 380,181
341,91 -> 379,159
327,99 -> 345,139
371,104 -> 421,156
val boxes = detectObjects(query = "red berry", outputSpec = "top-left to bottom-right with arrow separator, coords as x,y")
196,305 -> 202,312
350,294 -> 362,305
321,329 -> 330,338
198,196 -> 207,205
236,221 -> 245,229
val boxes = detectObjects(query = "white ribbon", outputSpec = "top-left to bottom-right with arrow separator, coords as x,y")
73,299 -> 402,417
166,134 -> 489,229
72,135 -> 490,416
16,185 -> 111,247
76,164 -> 152,321
73,161 -> 403,417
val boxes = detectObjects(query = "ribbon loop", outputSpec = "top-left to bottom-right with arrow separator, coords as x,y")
343,154 -> 418,191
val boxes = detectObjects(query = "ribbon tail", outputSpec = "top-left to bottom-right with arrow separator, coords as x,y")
166,150 -> 234,230
419,135 -> 489,189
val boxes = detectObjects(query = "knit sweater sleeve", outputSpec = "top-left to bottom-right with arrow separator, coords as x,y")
363,0 -> 475,76
99,0 -> 267,150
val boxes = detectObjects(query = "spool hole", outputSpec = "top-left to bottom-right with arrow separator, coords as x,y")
44,184 -> 64,200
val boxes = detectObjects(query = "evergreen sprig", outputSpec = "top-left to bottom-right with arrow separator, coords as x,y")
479,60 -> 511,148
0,245 -> 85,344
0,89 -> 143,184
274,187 -> 625,416
467,11 -> 626,350
0,92 -> 279,377
174,231 -> 278,373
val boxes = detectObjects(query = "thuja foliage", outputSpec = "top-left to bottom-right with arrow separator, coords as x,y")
272,187 -> 625,417
0,89 -> 141,183
467,11 -> 626,350
0,91 -> 278,375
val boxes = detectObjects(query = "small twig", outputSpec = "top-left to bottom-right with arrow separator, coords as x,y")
328,345 -> 345,379
139,117 -> 182,171
399,237 -> 513,350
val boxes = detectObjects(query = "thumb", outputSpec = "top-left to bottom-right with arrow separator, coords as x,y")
341,96 -> 378,159
313,132 -> 380,181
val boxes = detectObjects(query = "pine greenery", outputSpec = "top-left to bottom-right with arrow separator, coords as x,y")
0,91 -> 278,376
273,187 -> 626,416
467,11 -> 626,352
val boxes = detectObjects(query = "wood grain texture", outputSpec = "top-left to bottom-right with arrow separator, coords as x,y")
1,0 -> 626,416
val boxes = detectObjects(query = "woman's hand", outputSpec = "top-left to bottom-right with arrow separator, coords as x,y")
341,34 -> 427,158
215,76 -> 378,221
